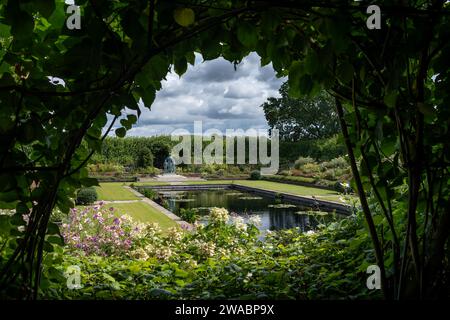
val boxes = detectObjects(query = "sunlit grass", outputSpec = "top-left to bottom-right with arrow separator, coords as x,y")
95,183 -> 140,201
109,201 -> 177,229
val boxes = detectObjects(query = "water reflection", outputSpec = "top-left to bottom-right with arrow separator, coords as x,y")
157,189 -> 341,233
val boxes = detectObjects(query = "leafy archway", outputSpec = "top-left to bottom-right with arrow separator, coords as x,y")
0,0 -> 449,299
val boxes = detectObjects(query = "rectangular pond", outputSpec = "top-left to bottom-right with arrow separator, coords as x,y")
147,188 -> 345,234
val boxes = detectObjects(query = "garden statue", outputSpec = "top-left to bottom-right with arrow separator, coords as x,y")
163,156 -> 176,174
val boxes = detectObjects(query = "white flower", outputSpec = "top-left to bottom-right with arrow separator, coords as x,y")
167,226 -> 182,242
155,247 -> 172,261
145,244 -> 155,254
305,230 -> 315,236
187,259 -> 198,268
197,241 -> 216,257
193,221 -> 204,231
130,248 -> 149,261
144,222 -> 162,237
232,216 -> 247,231
209,207 -> 229,223
248,215 -> 261,226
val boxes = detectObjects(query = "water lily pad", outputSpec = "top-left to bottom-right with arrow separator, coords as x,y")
295,211 -> 329,216
171,198 -> 196,202
195,207 -> 215,211
238,196 -> 263,200
225,192 -> 243,196
268,204 -> 298,209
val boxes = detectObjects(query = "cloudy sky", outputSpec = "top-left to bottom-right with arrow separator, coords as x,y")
118,52 -> 286,136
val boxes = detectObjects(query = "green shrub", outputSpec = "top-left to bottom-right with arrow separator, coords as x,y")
40,208 -> 377,300
279,170 -> 292,176
322,156 -> 348,169
320,169 -> 336,180
146,166 -> 161,176
179,208 -> 198,223
87,163 -> 125,173
301,162 -> 321,173
50,208 -> 66,223
200,172 -> 209,179
141,188 -> 158,200
249,170 -> 261,180
89,175 -> 137,182
294,157 -> 315,170
228,166 -> 242,175
136,147 -> 154,169
75,187 -> 98,205
279,135 -> 346,163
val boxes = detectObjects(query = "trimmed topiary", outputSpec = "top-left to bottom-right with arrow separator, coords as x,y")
249,170 -> 261,180
76,187 -> 98,205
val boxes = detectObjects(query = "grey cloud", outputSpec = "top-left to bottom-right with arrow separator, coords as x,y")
112,52 -> 287,137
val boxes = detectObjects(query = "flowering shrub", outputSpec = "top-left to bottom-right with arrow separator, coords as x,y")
209,207 -> 229,224
61,203 -> 145,256
41,206 -> 379,300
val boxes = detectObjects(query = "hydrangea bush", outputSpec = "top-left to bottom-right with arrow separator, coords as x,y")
61,203 -> 146,256
41,206 -> 379,300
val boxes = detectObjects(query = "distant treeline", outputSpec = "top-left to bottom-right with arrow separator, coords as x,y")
91,135 -> 346,168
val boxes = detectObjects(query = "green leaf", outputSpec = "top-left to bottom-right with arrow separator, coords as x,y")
174,56 -> 187,77
15,202 -> 29,215
43,241 -> 54,252
237,22 -> 258,48
304,53 -> 320,75
417,102 -> 435,116
136,87 -> 155,108
288,60 -> 303,98
10,10 -> 34,39
137,55 -> 169,87
115,127 -> 126,138
261,11 -> 280,35
35,0 -> 56,19
298,75 -> 313,96
47,0 -> 65,27
47,235 -> 64,246
47,222 -> 60,236
173,8 -> 195,27
102,273 -> 116,282
120,118 -> 132,130
384,92 -> 397,108
127,114 -> 138,124
175,268 -> 189,278
337,61 -> 354,83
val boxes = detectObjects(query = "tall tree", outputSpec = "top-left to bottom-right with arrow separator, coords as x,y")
261,83 -> 340,141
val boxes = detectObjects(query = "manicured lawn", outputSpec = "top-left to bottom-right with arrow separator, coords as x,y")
110,201 -> 178,229
234,180 -> 336,195
95,181 -> 172,200
234,180 -> 355,203
177,179 -> 350,203
95,183 -> 140,201
181,179 -> 337,195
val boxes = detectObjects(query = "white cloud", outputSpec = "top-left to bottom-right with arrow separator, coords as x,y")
111,52 -> 285,136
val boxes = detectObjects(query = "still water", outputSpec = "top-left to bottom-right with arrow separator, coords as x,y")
156,188 -> 341,233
